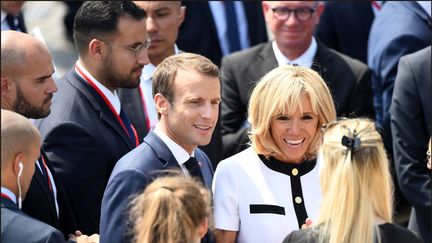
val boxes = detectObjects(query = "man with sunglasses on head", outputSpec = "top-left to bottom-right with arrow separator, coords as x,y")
36,1 -> 149,235
220,1 -> 374,159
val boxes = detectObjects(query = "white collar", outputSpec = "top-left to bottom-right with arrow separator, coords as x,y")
417,1 -> 432,18
153,124 -> 195,166
272,37 -> 317,68
1,10 -> 7,23
141,44 -> 180,82
1,186 -> 17,204
75,61 -> 121,114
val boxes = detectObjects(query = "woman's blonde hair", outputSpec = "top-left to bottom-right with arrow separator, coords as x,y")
129,172 -> 212,243
248,65 -> 336,160
316,118 -> 393,243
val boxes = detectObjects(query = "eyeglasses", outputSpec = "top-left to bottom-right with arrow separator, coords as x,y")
102,38 -> 151,58
271,5 -> 317,22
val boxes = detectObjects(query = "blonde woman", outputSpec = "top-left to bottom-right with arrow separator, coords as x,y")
283,118 -> 422,243
129,174 -> 212,243
213,65 -> 337,243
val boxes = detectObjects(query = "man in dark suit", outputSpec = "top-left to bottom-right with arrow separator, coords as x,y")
1,1 -> 27,32
221,1 -> 374,158
119,1 -> 223,168
1,110 -> 97,243
1,30 -> 77,239
368,1 -> 431,162
315,1 -> 377,63
368,2 -> 431,225
176,1 -> 268,67
36,1 -> 149,234
100,53 -> 220,243
391,46 -> 432,243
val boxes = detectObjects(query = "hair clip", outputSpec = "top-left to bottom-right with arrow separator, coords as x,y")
341,135 -> 361,150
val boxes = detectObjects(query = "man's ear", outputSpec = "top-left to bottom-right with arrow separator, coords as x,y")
1,76 -> 11,96
154,93 -> 170,116
12,153 -> 24,176
178,6 -> 186,26
88,39 -> 106,60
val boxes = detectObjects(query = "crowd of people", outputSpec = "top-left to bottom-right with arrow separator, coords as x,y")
1,1 -> 431,243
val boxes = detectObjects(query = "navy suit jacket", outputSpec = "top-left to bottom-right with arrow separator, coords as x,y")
100,131 -> 214,243
22,151 -> 76,239
1,197 -> 72,243
315,1 -> 374,63
391,46 -> 432,243
36,67 -> 136,234
368,1 -> 431,157
177,1 -> 268,67
221,40 -> 374,158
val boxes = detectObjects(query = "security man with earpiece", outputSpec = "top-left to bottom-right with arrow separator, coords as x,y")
0,109 -> 96,243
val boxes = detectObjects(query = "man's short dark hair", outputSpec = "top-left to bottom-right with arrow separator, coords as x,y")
73,1 -> 146,55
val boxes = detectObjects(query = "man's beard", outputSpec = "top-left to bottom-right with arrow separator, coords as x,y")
13,85 -> 51,119
102,55 -> 141,89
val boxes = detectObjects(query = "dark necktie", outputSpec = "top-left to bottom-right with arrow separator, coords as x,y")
6,14 -> 18,31
119,108 -> 137,146
184,157 -> 206,185
224,1 -> 241,53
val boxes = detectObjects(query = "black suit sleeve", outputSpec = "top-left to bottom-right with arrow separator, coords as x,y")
220,56 -> 250,158
42,122 -> 108,234
391,53 -> 431,239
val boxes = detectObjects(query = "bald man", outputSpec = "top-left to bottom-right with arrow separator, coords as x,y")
0,109 -> 96,243
1,30 -> 77,239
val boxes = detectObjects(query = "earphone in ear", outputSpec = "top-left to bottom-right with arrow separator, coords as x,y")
17,161 -> 23,209
18,162 -> 23,176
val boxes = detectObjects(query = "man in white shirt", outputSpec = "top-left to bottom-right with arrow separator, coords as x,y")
119,1 -> 223,167
101,53 -> 220,243
36,1 -> 149,234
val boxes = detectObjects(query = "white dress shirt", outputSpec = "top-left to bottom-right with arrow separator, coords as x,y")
75,60 -> 121,114
272,37 -> 318,68
153,124 -> 195,176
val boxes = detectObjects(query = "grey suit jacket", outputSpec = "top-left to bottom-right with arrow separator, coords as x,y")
221,40 -> 374,158
100,131 -> 214,243
390,46 -> 431,243
1,197 -> 72,243
36,67 -> 136,234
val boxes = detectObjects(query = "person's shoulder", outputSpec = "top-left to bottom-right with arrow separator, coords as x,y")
217,147 -> 255,169
379,223 -> 423,243
2,208 -> 64,242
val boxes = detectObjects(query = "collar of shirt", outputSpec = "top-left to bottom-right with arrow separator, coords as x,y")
1,10 -> 10,30
141,44 -> 180,82
272,37 -> 317,68
76,60 -> 121,114
153,124 -> 195,166
417,1 -> 432,18
1,186 -> 17,204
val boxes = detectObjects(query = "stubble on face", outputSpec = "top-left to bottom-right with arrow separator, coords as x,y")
13,84 -> 52,119
102,50 -> 143,89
